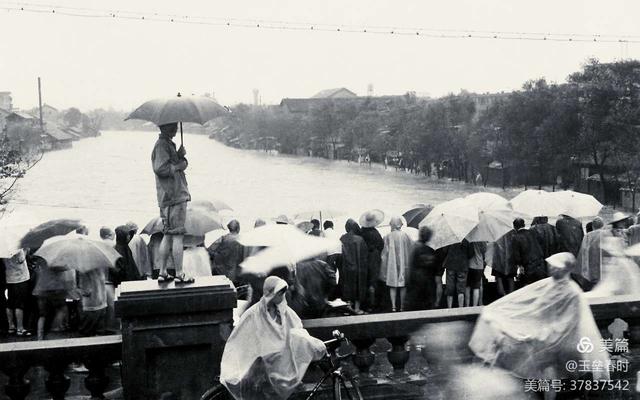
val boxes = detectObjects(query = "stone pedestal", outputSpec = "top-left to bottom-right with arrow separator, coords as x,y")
115,276 -> 236,400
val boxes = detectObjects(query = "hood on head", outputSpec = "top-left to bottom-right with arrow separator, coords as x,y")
262,276 -> 288,304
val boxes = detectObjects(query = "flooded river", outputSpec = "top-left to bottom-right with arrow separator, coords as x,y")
4,130 -> 513,234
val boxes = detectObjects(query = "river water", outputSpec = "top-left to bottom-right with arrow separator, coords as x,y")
4,130 -> 513,235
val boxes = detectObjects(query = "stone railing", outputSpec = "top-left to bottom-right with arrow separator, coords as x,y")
303,294 -> 640,392
1,294 -> 638,399
0,334 -> 122,400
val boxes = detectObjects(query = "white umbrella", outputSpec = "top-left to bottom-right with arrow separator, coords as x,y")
239,234 -> 340,276
419,198 -> 479,249
550,190 -> 602,218
465,193 -> 515,243
465,192 -> 509,209
508,190 -> 566,218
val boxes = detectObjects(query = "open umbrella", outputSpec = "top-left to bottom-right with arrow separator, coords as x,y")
550,190 -> 602,218
34,235 -> 121,273
508,190 -> 566,218
419,198 -> 479,249
141,208 -> 224,236
239,234 -> 341,276
188,199 -> 233,212
465,192 -> 509,209
20,219 -> 84,250
125,93 -> 229,145
402,205 -> 433,229
359,209 -> 385,228
464,193 -> 515,242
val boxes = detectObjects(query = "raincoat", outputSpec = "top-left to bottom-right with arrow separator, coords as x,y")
151,134 -> 191,208
469,275 -> 610,380
114,227 -> 142,283
380,229 -> 414,287
128,235 -> 152,277
208,232 -> 244,283
220,276 -> 326,400
339,231 -> 369,303
490,229 -> 517,277
288,259 -> 337,319
556,215 -> 584,257
530,222 -> 559,259
360,227 -> 384,287
574,229 -> 605,286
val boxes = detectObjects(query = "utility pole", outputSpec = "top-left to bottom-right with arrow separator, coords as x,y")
37,77 -> 44,131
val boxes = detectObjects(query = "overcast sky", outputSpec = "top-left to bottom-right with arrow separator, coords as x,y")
1,0 -> 639,111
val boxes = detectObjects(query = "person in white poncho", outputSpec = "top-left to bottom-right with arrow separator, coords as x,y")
469,252 -> 609,400
220,276 -> 327,400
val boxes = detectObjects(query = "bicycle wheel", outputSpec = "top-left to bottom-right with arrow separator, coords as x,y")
333,374 -> 364,400
200,383 -> 232,400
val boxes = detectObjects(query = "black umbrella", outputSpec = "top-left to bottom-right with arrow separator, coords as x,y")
402,205 -> 433,229
20,219 -> 84,250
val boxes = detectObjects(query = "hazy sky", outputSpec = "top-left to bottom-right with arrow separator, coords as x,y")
1,0 -> 639,111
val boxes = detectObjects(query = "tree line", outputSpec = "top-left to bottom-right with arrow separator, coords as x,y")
214,59 -> 640,203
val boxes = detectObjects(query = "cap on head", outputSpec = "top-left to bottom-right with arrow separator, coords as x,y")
545,252 -> 576,270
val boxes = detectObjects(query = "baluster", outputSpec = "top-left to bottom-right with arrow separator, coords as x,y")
386,336 -> 410,381
2,365 -> 30,400
351,338 -> 376,385
44,360 -> 71,400
84,358 -> 110,399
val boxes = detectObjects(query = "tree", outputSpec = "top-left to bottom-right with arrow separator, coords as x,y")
569,59 -> 640,202
63,107 -> 83,127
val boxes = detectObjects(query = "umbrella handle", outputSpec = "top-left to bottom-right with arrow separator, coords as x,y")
180,121 -> 184,147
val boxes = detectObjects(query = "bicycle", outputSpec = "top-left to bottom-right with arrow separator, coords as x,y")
200,330 -> 363,400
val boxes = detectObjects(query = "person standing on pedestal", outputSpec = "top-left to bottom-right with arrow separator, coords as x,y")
151,122 -> 194,284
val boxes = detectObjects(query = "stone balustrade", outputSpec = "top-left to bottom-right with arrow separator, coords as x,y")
0,294 -> 638,399
0,334 -> 121,400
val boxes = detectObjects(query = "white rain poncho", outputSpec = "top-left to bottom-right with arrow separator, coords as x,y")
469,255 -> 610,380
220,276 -> 327,400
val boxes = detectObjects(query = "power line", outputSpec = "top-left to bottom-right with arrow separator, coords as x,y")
2,1 -> 640,44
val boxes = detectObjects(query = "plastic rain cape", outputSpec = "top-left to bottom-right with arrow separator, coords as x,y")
469,276 -> 610,380
220,276 -> 327,400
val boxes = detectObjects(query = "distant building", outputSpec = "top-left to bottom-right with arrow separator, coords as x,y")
311,88 -> 357,99
0,92 -> 12,111
0,107 -> 10,136
4,111 -> 41,152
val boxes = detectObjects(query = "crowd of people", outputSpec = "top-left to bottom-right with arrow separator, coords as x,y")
3,207 -> 638,340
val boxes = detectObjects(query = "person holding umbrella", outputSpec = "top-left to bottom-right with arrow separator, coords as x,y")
151,122 -> 193,283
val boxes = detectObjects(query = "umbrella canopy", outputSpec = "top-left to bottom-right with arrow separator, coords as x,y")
359,209 -> 385,228
508,190 -> 566,218
464,192 -> 515,242
141,208 -> 224,236
20,219 -> 84,250
237,224 -> 308,247
550,190 -> 603,218
419,198 -> 479,249
34,235 -> 121,273
402,205 -> 433,229
293,209 -> 344,223
465,192 -> 509,209
126,94 -> 228,127
465,204 -> 515,243
188,199 -> 233,212
239,234 -> 341,276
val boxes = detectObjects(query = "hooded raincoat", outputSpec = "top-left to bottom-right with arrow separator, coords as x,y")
469,274 -> 609,380
220,276 -> 326,400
